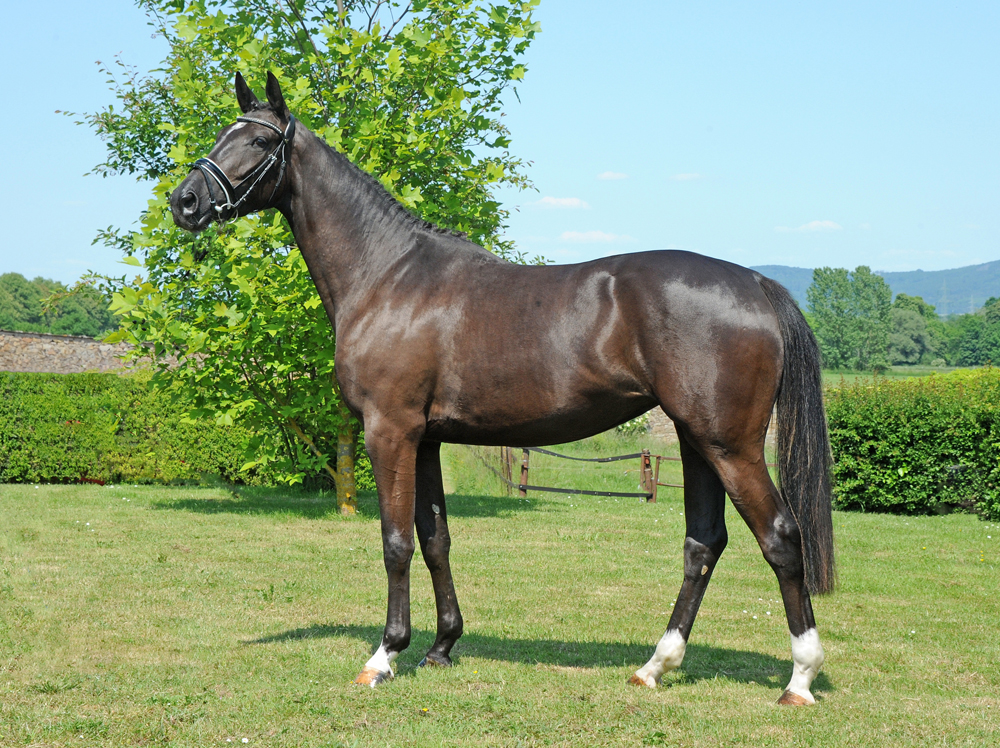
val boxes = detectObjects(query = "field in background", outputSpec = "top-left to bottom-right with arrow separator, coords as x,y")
1,470 -> 997,746
442,432 -> 687,500
822,365 -> 960,387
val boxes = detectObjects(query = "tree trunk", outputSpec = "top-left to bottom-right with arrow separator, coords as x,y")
335,415 -> 357,515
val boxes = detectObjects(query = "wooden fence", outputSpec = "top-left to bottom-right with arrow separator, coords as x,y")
476,446 -> 777,503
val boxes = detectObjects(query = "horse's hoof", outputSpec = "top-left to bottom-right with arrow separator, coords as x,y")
418,654 -> 452,668
777,689 -> 814,706
628,673 -> 656,689
354,667 -> 393,688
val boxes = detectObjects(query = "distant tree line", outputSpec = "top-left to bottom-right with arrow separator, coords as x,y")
0,273 -> 117,338
805,265 -> 1000,371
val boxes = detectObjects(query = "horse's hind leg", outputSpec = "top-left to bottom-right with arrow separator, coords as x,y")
631,431 -> 728,688
712,454 -> 825,705
413,441 -> 464,667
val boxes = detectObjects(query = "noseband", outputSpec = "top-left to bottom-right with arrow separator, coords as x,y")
191,114 -> 296,219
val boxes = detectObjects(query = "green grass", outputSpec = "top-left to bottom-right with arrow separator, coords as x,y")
822,365 -> 961,388
1,461 -> 998,746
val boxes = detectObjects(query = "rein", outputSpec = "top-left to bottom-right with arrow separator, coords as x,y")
192,114 -> 296,219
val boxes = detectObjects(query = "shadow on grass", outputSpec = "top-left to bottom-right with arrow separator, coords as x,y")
244,622 -> 833,694
151,489 -> 542,520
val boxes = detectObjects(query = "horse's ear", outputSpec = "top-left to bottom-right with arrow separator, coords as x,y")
235,72 -> 259,113
265,72 -> 290,118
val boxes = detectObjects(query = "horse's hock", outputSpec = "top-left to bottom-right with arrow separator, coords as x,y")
0,329 -> 133,374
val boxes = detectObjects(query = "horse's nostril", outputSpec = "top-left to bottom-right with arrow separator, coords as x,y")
181,192 -> 199,214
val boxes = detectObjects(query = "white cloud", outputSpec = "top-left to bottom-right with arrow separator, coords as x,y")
597,171 -> 628,181
533,196 -> 590,209
774,220 -> 843,233
559,230 -> 633,244
671,173 -> 703,181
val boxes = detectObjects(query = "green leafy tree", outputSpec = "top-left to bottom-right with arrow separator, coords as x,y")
84,0 -> 541,513
806,266 -> 891,371
956,298 -> 1000,366
0,273 -> 116,337
888,308 -> 931,364
888,293 -> 942,365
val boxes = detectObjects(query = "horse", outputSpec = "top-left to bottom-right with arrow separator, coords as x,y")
170,72 -> 835,705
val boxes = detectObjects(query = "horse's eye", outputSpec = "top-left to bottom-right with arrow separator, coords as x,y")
254,136 -> 268,148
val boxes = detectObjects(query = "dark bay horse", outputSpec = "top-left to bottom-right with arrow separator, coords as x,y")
171,73 -> 835,705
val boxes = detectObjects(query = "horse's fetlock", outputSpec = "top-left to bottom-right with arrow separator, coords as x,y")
441,611 -> 464,640
383,627 -> 411,654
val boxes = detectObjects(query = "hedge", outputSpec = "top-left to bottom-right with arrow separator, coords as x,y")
0,371 -> 373,490
827,368 -> 1000,520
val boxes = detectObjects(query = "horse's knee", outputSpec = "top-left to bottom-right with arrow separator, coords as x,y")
383,532 -> 415,574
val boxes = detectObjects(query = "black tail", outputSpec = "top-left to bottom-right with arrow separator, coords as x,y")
757,274 -> 836,594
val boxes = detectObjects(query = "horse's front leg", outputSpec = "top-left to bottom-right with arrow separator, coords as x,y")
414,441 -> 463,667
354,423 -> 421,687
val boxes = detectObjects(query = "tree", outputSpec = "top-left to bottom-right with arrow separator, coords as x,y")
956,298 -> 1000,366
888,293 -> 941,365
85,0 -> 541,513
806,266 -> 891,371
0,273 -> 117,337
888,308 -> 931,364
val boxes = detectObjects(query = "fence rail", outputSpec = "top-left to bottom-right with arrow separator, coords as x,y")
477,446 -> 776,503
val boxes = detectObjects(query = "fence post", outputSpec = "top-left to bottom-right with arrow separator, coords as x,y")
501,447 -> 515,495
651,455 -> 661,503
519,448 -> 530,498
640,449 -> 653,501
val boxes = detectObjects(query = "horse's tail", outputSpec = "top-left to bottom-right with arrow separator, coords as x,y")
756,274 -> 836,594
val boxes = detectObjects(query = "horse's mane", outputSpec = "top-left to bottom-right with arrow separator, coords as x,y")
252,102 -> 484,246
323,140 -> 471,242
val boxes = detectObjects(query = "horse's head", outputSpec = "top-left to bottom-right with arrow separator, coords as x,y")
171,72 -> 295,233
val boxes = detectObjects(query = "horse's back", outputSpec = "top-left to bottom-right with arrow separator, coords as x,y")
387,246 -> 785,446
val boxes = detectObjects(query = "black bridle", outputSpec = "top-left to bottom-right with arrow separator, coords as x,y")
192,114 -> 296,220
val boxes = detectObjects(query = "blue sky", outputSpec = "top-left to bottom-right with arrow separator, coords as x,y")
2,1 -> 997,285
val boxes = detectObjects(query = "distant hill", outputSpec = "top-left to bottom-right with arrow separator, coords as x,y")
752,261 -> 1000,316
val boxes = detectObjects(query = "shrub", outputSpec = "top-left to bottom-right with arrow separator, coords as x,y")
827,368 -> 1000,520
616,413 -> 650,437
0,371 -> 374,489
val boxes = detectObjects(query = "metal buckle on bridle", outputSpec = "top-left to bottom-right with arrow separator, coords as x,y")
191,115 -> 296,220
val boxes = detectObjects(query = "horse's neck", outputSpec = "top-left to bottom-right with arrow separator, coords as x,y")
281,130 -> 417,328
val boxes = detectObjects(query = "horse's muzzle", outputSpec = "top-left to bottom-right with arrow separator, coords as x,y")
170,175 -> 214,233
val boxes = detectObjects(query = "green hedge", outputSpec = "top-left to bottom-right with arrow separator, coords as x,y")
827,368 -> 1000,520
0,371 -> 374,490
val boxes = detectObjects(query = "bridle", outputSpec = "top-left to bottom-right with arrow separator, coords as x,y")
191,114 -> 296,220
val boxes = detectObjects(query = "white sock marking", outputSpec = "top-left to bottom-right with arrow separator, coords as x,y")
634,629 -> 686,687
364,644 -> 397,675
785,628 -> 824,703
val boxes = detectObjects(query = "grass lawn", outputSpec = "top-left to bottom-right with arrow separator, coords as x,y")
1,463 -> 998,746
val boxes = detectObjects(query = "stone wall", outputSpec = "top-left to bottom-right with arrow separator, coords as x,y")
0,329 -> 132,374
